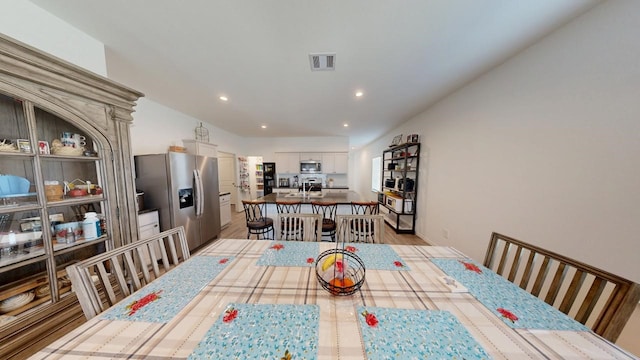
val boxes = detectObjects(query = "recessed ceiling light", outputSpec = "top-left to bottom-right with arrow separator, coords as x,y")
261,125 -> 267,129
219,96 -> 228,101
343,123 -> 349,127
355,91 -> 363,97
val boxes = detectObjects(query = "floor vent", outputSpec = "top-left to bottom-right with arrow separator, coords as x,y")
309,53 -> 335,71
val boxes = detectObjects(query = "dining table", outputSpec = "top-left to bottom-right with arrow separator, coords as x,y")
31,239 -> 637,359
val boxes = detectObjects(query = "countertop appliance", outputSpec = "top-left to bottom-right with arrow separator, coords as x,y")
134,152 -> 221,252
300,160 -> 321,174
278,177 -> 290,188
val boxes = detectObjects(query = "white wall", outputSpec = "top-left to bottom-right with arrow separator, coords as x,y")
353,0 -> 640,283
130,98 -> 246,156
0,1 -> 107,76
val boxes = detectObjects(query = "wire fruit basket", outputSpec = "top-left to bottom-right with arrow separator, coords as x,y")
315,248 -> 365,296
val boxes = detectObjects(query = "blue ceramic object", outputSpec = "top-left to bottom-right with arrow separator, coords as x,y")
0,175 -> 30,196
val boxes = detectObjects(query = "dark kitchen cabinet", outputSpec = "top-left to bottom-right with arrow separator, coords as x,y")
379,142 -> 420,234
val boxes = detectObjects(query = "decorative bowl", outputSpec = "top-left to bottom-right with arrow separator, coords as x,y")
316,248 -> 365,296
67,188 -> 88,197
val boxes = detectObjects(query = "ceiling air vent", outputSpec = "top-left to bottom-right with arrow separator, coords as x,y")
309,53 -> 335,71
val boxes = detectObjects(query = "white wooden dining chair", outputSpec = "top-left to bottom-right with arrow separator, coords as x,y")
66,226 -> 190,319
275,213 -> 322,241
335,214 -> 385,243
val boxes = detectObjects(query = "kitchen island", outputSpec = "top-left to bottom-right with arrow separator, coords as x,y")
259,191 -> 362,204
257,190 -> 366,215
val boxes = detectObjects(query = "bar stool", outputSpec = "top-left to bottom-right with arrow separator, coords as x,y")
350,201 -> 379,241
276,200 -> 302,240
351,201 -> 379,215
241,200 -> 274,240
311,201 -> 338,242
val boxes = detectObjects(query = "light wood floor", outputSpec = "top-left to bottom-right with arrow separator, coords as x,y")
220,205 -> 428,245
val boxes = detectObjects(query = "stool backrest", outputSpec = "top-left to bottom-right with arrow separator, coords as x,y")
242,200 -> 268,222
351,201 -> 379,215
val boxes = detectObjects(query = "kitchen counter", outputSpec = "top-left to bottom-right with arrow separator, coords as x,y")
273,186 -> 349,190
258,191 -> 363,204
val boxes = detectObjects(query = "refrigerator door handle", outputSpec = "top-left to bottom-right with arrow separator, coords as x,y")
193,169 -> 203,218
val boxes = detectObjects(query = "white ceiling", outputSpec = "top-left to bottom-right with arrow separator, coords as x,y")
30,0 -> 600,148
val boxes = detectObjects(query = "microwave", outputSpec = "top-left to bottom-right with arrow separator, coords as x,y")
300,161 -> 321,174
386,195 -> 413,213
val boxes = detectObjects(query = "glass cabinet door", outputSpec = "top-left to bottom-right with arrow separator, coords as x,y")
0,93 -> 109,322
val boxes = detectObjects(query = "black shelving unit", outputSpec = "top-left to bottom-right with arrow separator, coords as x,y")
379,142 -> 420,234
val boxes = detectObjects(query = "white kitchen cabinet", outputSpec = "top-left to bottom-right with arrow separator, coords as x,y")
183,140 -> 218,158
334,153 -> 349,173
275,152 -> 300,173
322,152 -> 348,174
219,193 -> 231,228
137,210 -> 160,265
324,188 -> 348,194
272,188 -> 294,194
300,152 -> 322,161
138,210 -> 160,239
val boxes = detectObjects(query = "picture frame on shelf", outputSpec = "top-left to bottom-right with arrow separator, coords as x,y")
16,139 -> 31,153
390,134 -> 403,147
38,140 -> 50,154
406,134 -> 419,143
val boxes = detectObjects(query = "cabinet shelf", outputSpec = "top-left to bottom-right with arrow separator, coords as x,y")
40,154 -> 101,161
52,235 -> 108,255
0,151 -> 34,159
46,195 -> 105,207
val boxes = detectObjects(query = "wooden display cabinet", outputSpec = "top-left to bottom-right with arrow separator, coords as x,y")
0,34 -> 143,358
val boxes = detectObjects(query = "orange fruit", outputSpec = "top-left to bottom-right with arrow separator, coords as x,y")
328,277 -> 355,295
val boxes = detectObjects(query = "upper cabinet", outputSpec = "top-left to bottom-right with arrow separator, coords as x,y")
299,152 -> 322,161
0,35 -> 142,357
183,140 -> 217,158
321,152 -> 348,174
275,152 -> 348,174
274,152 -> 300,174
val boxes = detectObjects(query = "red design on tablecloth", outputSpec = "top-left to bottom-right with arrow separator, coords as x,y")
393,261 -> 404,267
219,258 -> 229,264
126,290 -> 162,316
459,260 -> 482,274
270,244 -> 285,250
223,307 -> 238,323
345,246 -> 357,253
361,310 -> 379,327
497,307 -> 518,323
307,257 -> 315,264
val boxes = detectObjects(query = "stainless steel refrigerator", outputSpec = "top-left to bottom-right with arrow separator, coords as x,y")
134,152 -> 221,252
